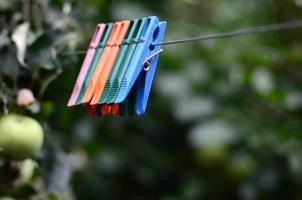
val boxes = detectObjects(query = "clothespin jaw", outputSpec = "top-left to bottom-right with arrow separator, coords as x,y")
67,23 -> 106,107
114,16 -> 167,116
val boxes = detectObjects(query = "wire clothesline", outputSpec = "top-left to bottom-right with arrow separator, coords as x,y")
62,19 -> 302,56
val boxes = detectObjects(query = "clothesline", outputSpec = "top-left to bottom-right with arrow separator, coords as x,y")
61,19 -> 302,56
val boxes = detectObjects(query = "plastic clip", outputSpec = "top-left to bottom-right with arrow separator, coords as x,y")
114,16 -> 167,115
67,24 -> 106,107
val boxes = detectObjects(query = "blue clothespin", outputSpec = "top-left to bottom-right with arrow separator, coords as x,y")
114,16 -> 167,115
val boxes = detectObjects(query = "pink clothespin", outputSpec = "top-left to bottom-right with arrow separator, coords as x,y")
67,24 -> 106,107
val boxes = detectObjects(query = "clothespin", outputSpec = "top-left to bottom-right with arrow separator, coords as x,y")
90,21 -> 130,105
114,16 -> 167,115
67,24 -> 106,107
98,18 -> 147,116
76,23 -> 114,105
82,21 -> 130,105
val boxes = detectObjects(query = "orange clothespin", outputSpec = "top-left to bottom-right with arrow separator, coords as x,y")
81,21 -> 129,104
90,21 -> 130,105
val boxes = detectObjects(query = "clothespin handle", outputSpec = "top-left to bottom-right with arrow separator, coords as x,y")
135,22 -> 167,115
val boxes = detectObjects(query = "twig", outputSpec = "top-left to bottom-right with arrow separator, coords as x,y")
38,68 -> 63,99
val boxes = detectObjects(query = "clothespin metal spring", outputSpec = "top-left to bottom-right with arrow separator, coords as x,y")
142,49 -> 163,71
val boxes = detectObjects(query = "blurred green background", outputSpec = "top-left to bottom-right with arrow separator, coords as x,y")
1,0 -> 302,199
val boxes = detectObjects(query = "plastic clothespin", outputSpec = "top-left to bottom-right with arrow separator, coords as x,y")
75,23 -> 114,105
81,21 -> 126,105
90,20 -> 130,105
114,16 -> 167,115
133,48 -> 164,115
67,24 -> 106,107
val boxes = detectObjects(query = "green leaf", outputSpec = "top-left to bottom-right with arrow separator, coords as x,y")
11,22 -> 29,67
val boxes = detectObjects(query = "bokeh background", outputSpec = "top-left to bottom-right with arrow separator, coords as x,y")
1,0 -> 302,199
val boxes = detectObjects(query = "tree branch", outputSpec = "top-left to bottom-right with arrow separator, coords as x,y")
38,68 -> 63,99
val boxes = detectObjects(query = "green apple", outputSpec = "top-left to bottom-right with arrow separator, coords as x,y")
0,114 -> 44,160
